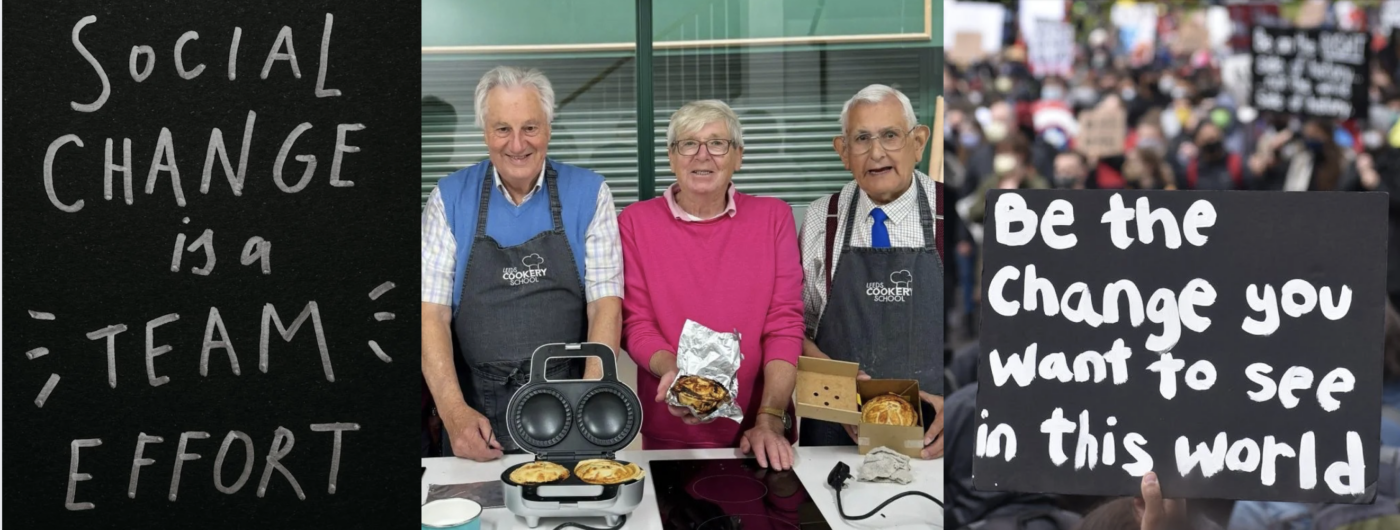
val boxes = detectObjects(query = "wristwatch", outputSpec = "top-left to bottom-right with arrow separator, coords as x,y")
760,407 -> 791,432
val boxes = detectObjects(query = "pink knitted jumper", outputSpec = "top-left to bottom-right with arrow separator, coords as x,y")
619,191 -> 805,449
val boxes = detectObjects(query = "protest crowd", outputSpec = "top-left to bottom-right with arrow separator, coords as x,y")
942,1 -> 1400,529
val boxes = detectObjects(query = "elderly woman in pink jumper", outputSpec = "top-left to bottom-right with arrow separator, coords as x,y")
619,100 -> 805,471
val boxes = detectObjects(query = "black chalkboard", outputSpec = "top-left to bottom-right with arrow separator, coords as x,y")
1250,26 -> 1370,120
974,190 -> 1386,503
3,1 -> 419,527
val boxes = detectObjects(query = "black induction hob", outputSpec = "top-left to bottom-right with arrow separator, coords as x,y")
650,458 -> 832,530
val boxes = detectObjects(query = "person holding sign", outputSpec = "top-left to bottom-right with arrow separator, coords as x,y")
797,84 -> 945,459
1077,474 -> 1223,530
1248,117 -> 1347,192
421,66 -> 623,460
1180,120 -> 1244,190
618,100 -> 803,470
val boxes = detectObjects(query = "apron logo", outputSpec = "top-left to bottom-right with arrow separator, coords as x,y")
502,253 -> 548,286
865,270 -> 913,303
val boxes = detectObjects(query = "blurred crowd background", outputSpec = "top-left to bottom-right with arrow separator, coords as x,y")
941,1 -> 1400,529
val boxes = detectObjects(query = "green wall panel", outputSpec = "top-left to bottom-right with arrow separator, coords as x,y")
422,0 -> 936,48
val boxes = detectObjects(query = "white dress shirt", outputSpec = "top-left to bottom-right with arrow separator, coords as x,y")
421,164 -> 623,306
799,170 -> 939,338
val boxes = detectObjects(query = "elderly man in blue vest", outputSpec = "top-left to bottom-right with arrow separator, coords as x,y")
799,84 -> 945,459
422,66 -> 623,461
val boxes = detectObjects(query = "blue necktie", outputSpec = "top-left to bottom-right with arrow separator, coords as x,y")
871,207 -> 890,248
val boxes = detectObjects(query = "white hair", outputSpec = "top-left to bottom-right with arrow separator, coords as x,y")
839,84 -> 918,135
474,66 -> 556,129
667,99 -> 743,148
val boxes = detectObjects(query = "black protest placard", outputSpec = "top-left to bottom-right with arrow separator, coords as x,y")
1250,26 -> 1370,120
973,190 -> 1386,502
3,1 -> 418,527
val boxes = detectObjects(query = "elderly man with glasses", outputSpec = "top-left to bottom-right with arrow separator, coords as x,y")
421,66 -> 623,461
619,99 -> 804,471
798,84 -> 946,459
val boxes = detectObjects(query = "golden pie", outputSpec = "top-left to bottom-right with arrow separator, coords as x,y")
671,375 -> 730,415
574,459 -> 646,484
508,461 -> 570,485
861,394 -> 916,426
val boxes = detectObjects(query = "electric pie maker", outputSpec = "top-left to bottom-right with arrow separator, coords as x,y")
500,343 -> 645,528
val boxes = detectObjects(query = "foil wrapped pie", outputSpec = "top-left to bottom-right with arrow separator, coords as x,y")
509,461 -> 570,485
574,459 -> 646,485
861,394 -> 917,426
664,319 -> 745,423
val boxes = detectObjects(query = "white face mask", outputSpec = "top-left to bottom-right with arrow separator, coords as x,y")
995,76 -> 1014,93
1364,130 -> 1384,150
985,121 -> 1009,143
1137,137 -> 1165,156
1158,77 -> 1176,94
1072,86 -> 1099,105
994,153 -> 1017,176
1161,112 -> 1182,140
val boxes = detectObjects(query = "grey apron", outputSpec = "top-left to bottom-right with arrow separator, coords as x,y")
800,178 -> 944,447
449,163 -> 586,454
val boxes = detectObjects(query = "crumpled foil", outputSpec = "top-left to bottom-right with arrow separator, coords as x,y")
857,447 -> 915,485
666,319 -> 744,424
425,480 -> 504,508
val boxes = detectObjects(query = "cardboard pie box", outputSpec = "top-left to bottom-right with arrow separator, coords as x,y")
795,357 -> 925,458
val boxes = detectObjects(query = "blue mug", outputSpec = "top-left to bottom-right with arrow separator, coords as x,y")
422,498 -> 482,530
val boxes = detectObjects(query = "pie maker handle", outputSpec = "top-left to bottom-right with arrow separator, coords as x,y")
528,342 -> 619,383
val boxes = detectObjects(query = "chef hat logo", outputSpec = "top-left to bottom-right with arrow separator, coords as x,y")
890,270 -> 913,287
522,253 -> 545,269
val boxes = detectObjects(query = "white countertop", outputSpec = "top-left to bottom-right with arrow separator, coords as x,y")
423,446 -> 942,530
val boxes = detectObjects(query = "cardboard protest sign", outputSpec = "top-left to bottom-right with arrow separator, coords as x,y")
1250,26 -> 1370,120
1076,105 -> 1126,160
1174,15 -> 1210,55
3,2 -> 419,527
974,190 -> 1385,502
944,1 -> 1005,54
1295,0 -> 1328,29
951,31 -> 987,67
1029,19 -> 1074,78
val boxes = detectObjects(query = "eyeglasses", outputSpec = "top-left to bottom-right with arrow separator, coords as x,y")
845,127 -> 918,155
672,139 -> 736,156
490,124 -> 545,138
